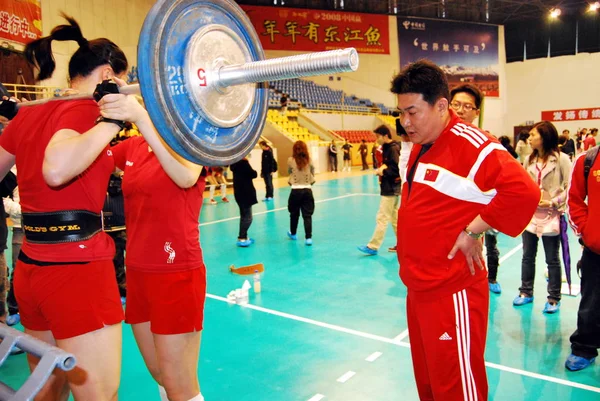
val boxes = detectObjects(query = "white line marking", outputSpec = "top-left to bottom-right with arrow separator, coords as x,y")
206,294 -> 402,345
483,362 -> 600,394
354,192 -> 380,197
307,394 -> 325,401
336,371 -> 356,383
199,194 -> 360,227
392,329 -> 409,343
498,243 -> 523,264
206,294 -> 600,393
365,352 -> 383,362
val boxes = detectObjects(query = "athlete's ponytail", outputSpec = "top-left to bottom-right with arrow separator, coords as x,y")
25,13 -> 127,81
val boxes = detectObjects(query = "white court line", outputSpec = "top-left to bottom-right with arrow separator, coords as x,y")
483,361 -> 600,394
392,329 -> 409,344
206,294 -> 403,346
307,394 -> 325,401
207,294 -> 600,394
336,371 -> 356,383
498,243 -> 523,264
365,352 -> 383,362
199,194 -> 360,227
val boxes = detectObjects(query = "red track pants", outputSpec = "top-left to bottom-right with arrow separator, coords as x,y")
406,279 -> 489,401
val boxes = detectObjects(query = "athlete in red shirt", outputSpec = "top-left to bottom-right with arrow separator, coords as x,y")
583,129 -> 597,151
0,16 -> 131,401
392,61 -> 540,400
100,87 -> 205,400
565,148 -> 600,371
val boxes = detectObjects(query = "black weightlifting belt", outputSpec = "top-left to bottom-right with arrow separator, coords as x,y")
22,210 -> 103,244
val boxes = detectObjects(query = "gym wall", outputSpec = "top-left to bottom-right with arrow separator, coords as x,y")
505,51 -> 600,135
39,0 -> 155,88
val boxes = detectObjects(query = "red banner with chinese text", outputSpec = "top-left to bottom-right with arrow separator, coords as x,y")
541,108 -> 600,122
0,0 -> 42,46
240,5 -> 389,55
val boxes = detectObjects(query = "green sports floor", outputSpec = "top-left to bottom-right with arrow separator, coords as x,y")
1,172 -> 599,400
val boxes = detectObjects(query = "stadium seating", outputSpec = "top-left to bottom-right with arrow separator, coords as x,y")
334,130 -> 376,143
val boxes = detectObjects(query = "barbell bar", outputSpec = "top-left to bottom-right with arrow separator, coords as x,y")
5,0 -> 360,166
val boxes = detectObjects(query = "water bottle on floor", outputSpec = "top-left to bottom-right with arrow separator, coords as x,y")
253,270 -> 261,293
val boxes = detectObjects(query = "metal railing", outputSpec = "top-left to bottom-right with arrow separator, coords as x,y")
1,83 -> 61,101
313,103 -> 381,114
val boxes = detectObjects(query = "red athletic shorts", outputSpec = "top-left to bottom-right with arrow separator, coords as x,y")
15,258 -> 124,340
125,268 -> 206,335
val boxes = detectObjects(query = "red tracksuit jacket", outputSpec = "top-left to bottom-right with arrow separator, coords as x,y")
567,151 -> 600,254
397,112 -> 541,299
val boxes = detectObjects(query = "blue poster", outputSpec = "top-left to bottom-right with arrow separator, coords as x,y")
397,17 -> 500,97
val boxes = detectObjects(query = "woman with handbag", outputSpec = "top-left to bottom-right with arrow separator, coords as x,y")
514,121 -> 572,313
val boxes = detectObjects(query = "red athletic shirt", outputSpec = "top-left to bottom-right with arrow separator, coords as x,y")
0,100 -> 115,262
567,151 -> 600,253
397,111 -> 540,299
111,136 -> 205,272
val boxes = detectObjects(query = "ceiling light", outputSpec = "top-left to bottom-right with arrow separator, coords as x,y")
589,2 -> 600,12
550,8 -> 561,18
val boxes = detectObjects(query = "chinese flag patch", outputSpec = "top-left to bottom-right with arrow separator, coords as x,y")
424,169 -> 439,182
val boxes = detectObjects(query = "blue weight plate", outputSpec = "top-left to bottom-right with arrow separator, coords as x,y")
138,0 -> 268,166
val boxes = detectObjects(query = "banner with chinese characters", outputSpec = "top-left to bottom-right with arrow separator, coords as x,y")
397,17 -> 499,97
541,108 -> 600,122
0,0 -> 42,46
240,5 -> 389,54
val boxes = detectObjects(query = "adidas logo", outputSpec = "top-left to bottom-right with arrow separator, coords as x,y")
439,332 -> 453,341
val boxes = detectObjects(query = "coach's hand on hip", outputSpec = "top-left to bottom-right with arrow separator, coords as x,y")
447,230 -> 485,275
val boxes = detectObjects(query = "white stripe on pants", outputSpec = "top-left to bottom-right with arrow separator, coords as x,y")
453,289 -> 479,401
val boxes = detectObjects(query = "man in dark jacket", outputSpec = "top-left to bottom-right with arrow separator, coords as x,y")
560,129 -> 576,159
358,125 -> 401,255
259,140 -> 276,201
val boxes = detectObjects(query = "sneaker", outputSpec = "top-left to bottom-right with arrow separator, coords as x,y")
357,245 -> 378,256
209,199 -> 217,205
565,354 -> 596,371
488,281 -> 502,294
222,197 -> 230,203
513,294 -> 534,306
543,301 -> 560,314
305,238 -> 313,246
6,313 -> 20,326
236,238 -> 255,247
388,246 -> 397,252
287,231 -> 297,240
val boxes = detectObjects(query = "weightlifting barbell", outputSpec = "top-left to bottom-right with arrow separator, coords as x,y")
3,0 -> 359,166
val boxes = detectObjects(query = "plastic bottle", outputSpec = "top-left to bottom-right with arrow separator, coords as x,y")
253,270 -> 261,293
